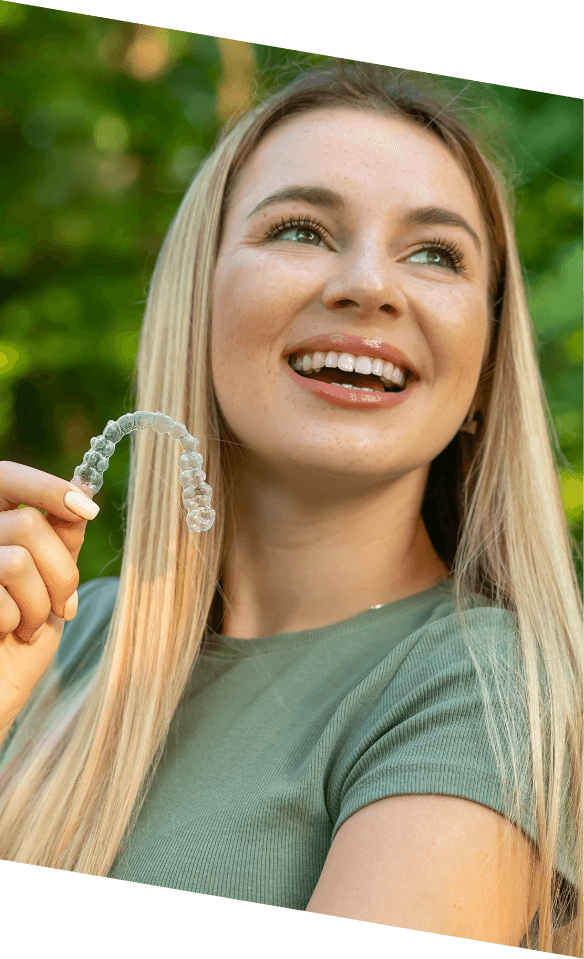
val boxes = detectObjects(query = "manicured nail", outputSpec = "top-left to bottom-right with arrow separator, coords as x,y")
63,590 -> 79,621
64,490 -> 100,519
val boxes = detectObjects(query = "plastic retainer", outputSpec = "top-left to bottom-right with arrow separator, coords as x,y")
71,411 -> 215,533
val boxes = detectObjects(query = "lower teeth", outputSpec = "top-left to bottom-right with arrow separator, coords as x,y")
331,383 -> 376,392
330,383 -> 400,393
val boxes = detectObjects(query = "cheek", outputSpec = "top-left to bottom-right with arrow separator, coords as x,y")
212,260 -> 252,363
210,312 -> 248,429
417,298 -> 488,419
212,252 -> 300,359
424,287 -> 488,375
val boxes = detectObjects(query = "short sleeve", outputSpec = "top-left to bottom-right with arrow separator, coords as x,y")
326,607 -> 577,922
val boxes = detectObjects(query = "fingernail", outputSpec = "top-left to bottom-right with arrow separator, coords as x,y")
15,627 -> 40,645
28,626 -> 45,645
63,590 -> 79,621
64,490 -> 100,519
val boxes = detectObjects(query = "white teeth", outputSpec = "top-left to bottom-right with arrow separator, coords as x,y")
331,383 -> 375,392
291,350 -> 408,386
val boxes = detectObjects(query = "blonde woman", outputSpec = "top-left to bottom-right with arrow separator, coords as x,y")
0,61 -> 581,955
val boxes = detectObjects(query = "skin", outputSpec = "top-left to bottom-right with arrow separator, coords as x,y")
212,107 -> 489,639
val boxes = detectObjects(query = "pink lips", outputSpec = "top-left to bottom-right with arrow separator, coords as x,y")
283,360 -> 420,410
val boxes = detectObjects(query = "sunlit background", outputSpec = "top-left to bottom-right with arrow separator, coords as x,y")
0,2 -> 581,590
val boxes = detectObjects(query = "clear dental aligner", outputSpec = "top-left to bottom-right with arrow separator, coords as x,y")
71,411 -> 215,534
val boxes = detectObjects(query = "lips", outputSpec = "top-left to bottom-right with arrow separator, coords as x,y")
284,333 -> 420,380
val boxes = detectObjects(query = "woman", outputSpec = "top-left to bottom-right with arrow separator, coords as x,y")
0,61 -> 581,954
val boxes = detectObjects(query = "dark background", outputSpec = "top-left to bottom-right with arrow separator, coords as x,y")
0,3 -> 581,590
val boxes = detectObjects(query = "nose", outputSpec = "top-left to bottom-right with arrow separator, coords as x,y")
320,242 -> 408,319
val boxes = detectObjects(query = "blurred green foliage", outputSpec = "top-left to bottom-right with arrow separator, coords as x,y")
0,4 -> 581,592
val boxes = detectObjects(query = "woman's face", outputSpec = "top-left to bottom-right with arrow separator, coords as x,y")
211,107 -> 491,496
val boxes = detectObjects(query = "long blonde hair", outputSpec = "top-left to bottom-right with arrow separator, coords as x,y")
0,61 -> 581,955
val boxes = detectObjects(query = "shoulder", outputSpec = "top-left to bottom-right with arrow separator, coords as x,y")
390,592 -> 526,711
311,599 -> 575,944
308,790 -> 541,947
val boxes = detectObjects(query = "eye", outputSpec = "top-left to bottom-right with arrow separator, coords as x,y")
264,215 -> 328,247
406,237 -> 468,276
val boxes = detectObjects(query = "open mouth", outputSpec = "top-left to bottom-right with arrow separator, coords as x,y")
287,355 -> 415,393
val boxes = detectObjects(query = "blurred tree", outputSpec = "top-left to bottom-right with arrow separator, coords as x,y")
0,4 -> 581,590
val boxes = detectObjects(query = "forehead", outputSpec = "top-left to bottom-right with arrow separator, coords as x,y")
230,107 -> 484,229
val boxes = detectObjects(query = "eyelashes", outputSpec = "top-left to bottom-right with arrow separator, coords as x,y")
264,215 -> 329,243
262,214 -> 469,276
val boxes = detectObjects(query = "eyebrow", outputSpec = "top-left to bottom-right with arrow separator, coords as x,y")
246,185 -> 482,253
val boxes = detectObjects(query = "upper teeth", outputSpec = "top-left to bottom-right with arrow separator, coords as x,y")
290,351 -> 407,387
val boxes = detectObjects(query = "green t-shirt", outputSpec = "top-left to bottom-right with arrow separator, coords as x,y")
1,575 -> 577,940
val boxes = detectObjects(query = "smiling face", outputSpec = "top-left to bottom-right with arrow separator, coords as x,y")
211,107 -> 491,499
